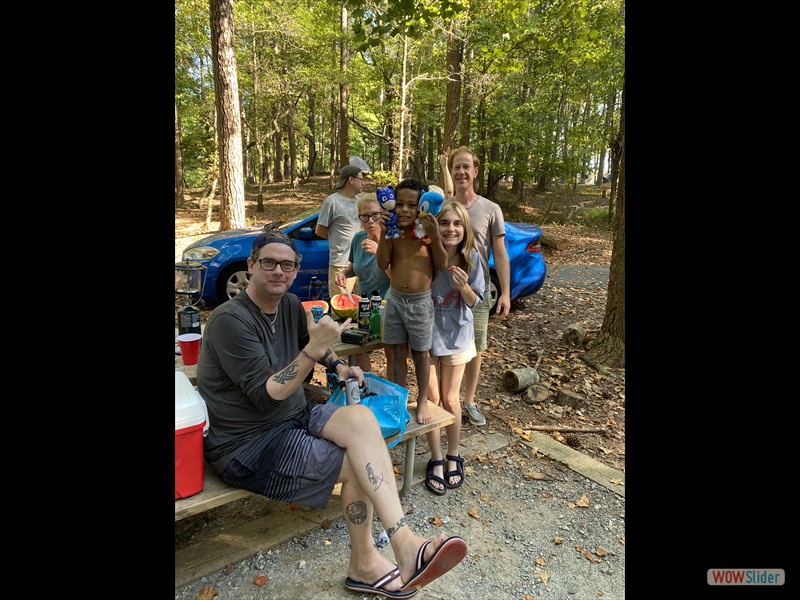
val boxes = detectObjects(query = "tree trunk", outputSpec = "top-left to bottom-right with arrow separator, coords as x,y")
329,95 -> 337,186
175,101 -> 185,209
307,92 -> 317,177
459,44 -> 473,147
287,108 -> 298,188
338,3 -> 350,170
442,19 -> 462,162
586,83 -> 625,368
209,0 -> 246,231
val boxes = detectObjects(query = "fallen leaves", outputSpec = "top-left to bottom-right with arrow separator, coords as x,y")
540,571 -> 550,586
553,535 -> 564,544
468,507 -> 481,520
429,516 -> 443,526
525,471 -> 546,479
197,587 -> 218,600
568,494 -> 590,509
254,575 -> 268,587
576,546 -> 602,563
609,478 -> 623,486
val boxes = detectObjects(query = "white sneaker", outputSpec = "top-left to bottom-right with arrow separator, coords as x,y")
465,403 -> 486,426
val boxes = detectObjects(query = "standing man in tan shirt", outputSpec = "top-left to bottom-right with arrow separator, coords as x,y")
441,146 -> 511,426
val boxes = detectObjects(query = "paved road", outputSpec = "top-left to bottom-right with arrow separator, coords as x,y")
546,263 -> 610,287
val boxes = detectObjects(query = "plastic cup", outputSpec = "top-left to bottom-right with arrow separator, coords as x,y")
177,333 -> 202,366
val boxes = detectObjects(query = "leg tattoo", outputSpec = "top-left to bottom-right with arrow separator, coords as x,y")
346,501 -> 368,525
386,517 -> 407,539
365,462 -> 386,491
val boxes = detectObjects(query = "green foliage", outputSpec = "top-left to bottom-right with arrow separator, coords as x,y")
175,0 -> 624,198
576,206 -> 611,227
370,170 -> 398,188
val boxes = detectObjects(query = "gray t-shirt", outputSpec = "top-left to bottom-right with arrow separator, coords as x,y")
464,195 -> 506,292
318,192 -> 360,266
430,248 -> 484,357
196,291 -> 311,473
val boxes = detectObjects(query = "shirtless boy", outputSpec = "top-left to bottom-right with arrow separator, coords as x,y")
376,178 -> 447,424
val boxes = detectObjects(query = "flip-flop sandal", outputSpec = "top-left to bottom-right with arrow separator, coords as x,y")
445,454 -> 465,489
345,566 -> 419,598
400,535 -> 468,591
424,459 -> 447,496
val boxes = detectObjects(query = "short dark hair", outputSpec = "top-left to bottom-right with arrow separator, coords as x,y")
394,178 -> 429,202
250,230 -> 302,263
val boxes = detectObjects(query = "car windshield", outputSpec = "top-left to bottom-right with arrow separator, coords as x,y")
276,208 -> 317,232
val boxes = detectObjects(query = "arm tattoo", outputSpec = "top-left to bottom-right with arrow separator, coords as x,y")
386,517 -> 407,539
320,349 -> 334,368
345,501 -> 368,525
365,462 -> 386,491
272,361 -> 300,384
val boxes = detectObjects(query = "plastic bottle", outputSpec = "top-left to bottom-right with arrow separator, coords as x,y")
309,276 -> 323,301
369,291 -> 382,340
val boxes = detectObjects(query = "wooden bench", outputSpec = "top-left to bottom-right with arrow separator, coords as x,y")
174,338 -> 455,521
176,401 -> 453,520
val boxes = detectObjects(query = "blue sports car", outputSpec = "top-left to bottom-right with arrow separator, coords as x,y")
180,208 -> 546,307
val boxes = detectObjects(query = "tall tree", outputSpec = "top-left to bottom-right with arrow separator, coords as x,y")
338,2 -> 350,170
586,83 -> 624,368
175,101 -> 186,208
209,0 -> 246,230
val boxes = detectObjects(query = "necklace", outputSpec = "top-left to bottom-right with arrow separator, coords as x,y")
263,304 -> 280,334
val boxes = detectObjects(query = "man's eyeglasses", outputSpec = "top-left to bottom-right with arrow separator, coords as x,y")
257,258 -> 298,272
358,212 -> 382,222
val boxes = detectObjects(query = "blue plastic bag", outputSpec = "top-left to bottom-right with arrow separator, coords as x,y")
328,373 -> 411,448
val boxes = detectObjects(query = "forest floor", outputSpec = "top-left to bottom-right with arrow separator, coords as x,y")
173,175 -> 625,599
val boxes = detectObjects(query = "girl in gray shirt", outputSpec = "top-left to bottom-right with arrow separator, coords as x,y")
424,201 -> 484,495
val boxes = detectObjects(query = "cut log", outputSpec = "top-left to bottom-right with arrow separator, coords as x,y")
503,367 -> 540,392
524,384 -> 551,405
554,389 -> 587,409
562,323 -> 586,348
541,233 -> 570,250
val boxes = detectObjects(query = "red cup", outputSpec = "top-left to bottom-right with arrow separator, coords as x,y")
177,333 -> 202,366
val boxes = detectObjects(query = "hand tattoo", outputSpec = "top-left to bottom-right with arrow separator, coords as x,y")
346,501 -> 368,525
386,517 -> 407,539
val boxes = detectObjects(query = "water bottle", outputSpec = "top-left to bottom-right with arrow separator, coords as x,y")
309,276 -> 323,301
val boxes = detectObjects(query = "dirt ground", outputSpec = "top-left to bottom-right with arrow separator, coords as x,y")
174,176 -> 625,598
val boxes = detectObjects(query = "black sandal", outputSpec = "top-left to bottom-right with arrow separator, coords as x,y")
445,454 -> 465,489
424,459 -> 447,496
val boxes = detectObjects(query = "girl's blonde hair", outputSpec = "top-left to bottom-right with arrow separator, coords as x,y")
437,200 -> 476,273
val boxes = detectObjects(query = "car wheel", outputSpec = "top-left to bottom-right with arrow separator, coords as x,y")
217,263 -> 250,303
487,271 -> 499,311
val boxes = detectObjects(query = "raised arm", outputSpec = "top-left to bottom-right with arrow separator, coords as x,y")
439,151 -> 454,199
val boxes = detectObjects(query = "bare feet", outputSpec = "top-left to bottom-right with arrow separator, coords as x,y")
415,398 -> 432,424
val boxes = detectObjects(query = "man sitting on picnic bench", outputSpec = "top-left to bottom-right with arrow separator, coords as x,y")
196,230 -> 467,598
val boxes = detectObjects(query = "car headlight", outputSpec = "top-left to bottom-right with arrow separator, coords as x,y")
182,246 -> 220,261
